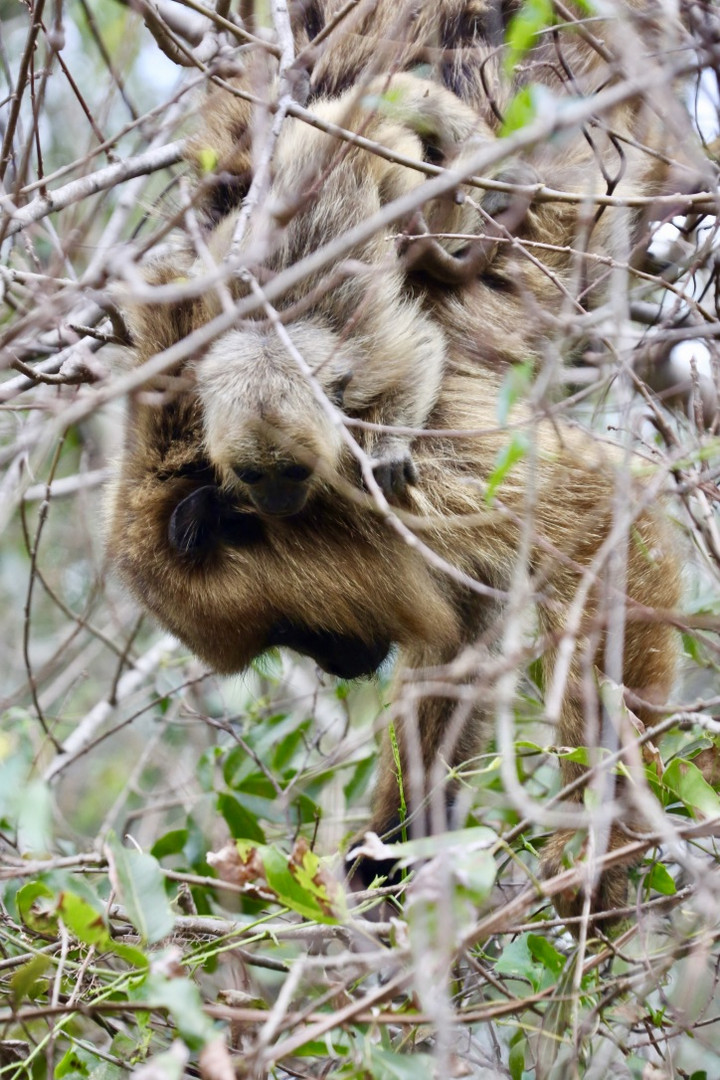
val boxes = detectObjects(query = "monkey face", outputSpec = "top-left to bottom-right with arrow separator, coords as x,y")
267,619 -> 391,678
232,461 -> 314,517
197,322 -> 354,514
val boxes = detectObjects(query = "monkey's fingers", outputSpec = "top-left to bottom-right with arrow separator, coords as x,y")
399,211 -> 501,284
539,827 -> 634,940
372,450 -> 418,503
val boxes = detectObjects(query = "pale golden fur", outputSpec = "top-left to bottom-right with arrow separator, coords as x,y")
291,0 -> 700,372
189,73 -> 524,508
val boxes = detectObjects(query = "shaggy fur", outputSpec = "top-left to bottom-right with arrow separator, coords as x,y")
186,73 -> 535,510
290,0 -> 699,369
109,0 -> 690,929
108,350 -> 680,928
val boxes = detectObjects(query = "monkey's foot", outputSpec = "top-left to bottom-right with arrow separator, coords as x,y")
399,211 -> 500,284
540,830 -> 631,939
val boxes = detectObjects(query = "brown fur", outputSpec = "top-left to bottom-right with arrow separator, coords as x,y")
109,1 -> 689,930
108,348 -> 680,929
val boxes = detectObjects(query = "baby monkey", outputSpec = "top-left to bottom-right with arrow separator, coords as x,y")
191,73 -> 532,517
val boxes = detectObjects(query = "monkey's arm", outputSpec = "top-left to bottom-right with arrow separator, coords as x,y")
338,287 -> 447,502
400,160 -> 541,284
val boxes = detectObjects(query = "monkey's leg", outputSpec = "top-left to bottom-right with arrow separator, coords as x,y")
539,522 -> 680,934
400,162 -> 541,283
354,643 -> 484,885
539,689 -> 638,935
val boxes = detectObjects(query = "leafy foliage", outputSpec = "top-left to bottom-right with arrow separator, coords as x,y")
1,1 -> 720,1078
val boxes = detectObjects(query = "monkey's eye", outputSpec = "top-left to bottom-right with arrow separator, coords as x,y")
234,467 -> 264,485
280,463 -> 312,482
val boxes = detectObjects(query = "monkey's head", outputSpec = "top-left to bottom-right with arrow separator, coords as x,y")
197,320 -> 356,517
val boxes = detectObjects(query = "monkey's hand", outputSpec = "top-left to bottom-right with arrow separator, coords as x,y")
480,160 -> 540,231
399,210 -> 501,284
370,447 -> 418,503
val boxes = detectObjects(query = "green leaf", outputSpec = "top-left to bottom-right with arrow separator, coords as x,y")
119,1043 -> 187,1079
106,834 -> 175,944
453,849 -> 497,905
55,1044 -> 125,1079
217,793 -> 265,843
663,758 -> 720,819
485,433 -> 528,504
495,934 -> 539,990
367,1046 -> 435,1080
343,753 -> 376,803
497,360 -> 534,425
250,840 -> 346,924
527,933 -> 565,976
646,862 -> 676,896
197,747 -> 221,792
515,740 -> 544,753
509,1031 -> 527,1080
682,632 -> 708,666
556,745 -> 613,767
9,954 -> 51,1009
16,777 -> 53,856
55,1047 -> 91,1078
140,972 -> 216,1050
57,891 -> 108,946
56,891 -> 147,968
197,147 -> 219,173
287,840 -> 349,922
500,86 -> 538,136
504,0 -> 554,72
271,723 -> 308,771
151,829 -> 189,860
16,880 -> 58,935
0,729 -> 33,822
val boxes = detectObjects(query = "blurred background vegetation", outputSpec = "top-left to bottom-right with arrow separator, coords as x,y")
2,1 -> 720,1078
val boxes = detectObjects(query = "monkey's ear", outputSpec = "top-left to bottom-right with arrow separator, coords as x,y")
168,486 -> 222,557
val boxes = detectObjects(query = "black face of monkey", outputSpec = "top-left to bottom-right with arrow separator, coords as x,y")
233,462 -> 313,517
268,619 -> 391,679
168,485 -> 265,558
168,488 -> 390,678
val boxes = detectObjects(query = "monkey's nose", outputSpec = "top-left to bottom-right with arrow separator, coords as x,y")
278,462 -> 312,482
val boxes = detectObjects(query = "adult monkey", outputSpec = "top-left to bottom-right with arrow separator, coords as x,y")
109,341 -> 680,930
109,0 -> 692,927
